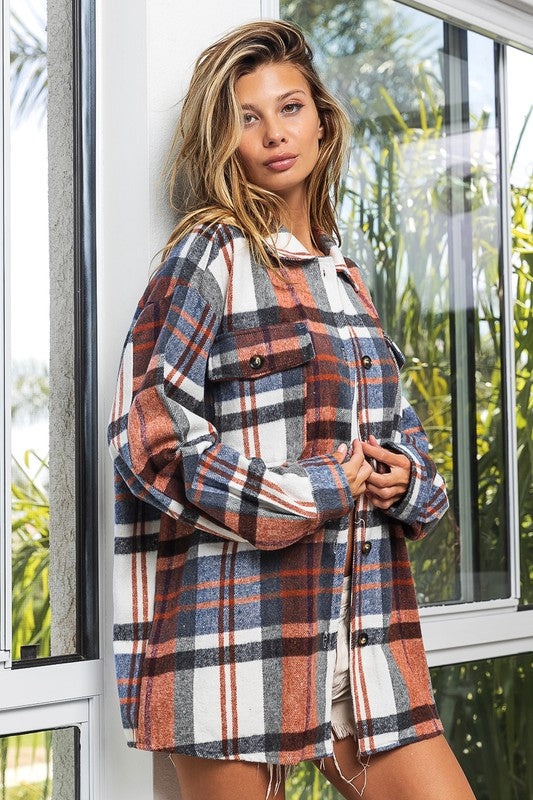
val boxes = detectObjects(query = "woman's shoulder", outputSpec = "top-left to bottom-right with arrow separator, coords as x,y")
164,220 -> 246,267
144,220 -> 247,314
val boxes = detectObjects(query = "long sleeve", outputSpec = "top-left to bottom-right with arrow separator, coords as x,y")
379,336 -> 449,541
108,224 -> 354,552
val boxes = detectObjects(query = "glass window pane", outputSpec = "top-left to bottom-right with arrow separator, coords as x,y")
429,654 -> 533,799
0,727 -> 79,799
9,0 -> 76,659
507,46 -> 533,607
280,0 -> 510,605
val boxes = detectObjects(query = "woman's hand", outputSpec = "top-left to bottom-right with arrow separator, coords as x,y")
361,434 -> 411,509
332,440 -> 373,499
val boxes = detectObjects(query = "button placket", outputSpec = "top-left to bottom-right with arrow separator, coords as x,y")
351,518 -> 370,648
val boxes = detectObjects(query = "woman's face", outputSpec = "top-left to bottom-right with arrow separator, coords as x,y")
234,62 -> 324,204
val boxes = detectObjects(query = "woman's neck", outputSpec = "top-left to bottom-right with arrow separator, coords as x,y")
280,202 -> 322,257
287,221 -> 322,256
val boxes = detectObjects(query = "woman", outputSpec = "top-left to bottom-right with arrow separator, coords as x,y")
108,19 -> 476,800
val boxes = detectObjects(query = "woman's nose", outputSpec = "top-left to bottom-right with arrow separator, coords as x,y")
263,118 -> 288,146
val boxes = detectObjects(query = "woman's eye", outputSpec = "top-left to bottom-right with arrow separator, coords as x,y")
243,113 -> 257,126
282,102 -> 303,114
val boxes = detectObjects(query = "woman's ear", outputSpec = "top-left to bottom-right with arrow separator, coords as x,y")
318,117 -> 324,140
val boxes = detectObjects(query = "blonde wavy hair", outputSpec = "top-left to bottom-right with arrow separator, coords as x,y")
153,19 -> 351,275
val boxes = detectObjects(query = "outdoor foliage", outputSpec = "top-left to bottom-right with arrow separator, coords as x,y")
0,731 -> 51,800
430,654 -> 533,800
11,450 -> 50,663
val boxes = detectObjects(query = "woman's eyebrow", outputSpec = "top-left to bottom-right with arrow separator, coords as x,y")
240,89 -> 306,111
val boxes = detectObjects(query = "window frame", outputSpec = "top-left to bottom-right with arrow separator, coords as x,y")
266,0 -> 533,662
0,0 -> 102,797
0,0 -> 99,669
0,673 -> 101,800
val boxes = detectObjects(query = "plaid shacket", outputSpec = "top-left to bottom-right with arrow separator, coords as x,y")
108,221 -> 449,766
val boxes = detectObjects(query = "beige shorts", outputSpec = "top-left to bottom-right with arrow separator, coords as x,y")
331,573 -> 358,739
265,573 -> 370,799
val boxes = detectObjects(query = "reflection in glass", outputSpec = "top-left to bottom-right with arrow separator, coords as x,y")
281,0 -> 510,604
10,0 -> 76,659
0,727 -> 78,800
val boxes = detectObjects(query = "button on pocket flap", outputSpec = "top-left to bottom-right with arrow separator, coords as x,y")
383,333 -> 406,371
208,321 -> 315,381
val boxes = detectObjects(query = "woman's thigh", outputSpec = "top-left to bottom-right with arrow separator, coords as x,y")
313,733 -> 477,800
169,753 -> 285,800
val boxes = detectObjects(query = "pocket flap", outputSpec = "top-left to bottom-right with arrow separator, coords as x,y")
383,333 -> 406,370
208,321 -> 315,381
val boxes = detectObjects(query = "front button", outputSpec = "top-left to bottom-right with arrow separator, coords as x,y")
362,355 -> 372,370
362,541 -> 372,555
357,632 -> 368,647
249,354 -> 264,369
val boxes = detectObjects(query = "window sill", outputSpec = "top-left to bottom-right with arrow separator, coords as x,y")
421,606 -> 533,666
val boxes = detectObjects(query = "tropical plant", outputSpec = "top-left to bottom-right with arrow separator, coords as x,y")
11,449 -> 50,662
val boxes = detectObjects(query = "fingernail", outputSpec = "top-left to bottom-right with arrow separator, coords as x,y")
339,442 -> 347,453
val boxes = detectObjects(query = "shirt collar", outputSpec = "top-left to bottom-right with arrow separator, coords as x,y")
262,224 -> 359,290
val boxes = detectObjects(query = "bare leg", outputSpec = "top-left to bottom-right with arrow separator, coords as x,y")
313,732 -> 477,800
169,753 -> 286,800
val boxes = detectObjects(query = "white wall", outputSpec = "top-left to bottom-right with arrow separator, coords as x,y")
97,3 -> 263,799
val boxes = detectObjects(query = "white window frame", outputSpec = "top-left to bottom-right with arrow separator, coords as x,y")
0,1 -> 104,798
0,662 -> 102,800
262,0 -> 533,51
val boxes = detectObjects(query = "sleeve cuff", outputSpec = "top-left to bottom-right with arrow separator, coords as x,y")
300,453 -> 354,524
380,442 -> 431,526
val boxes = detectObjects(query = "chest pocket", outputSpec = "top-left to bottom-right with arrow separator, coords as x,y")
206,321 -> 315,464
383,333 -> 406,374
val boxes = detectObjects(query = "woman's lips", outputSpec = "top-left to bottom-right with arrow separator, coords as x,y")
264,156 -> 297,171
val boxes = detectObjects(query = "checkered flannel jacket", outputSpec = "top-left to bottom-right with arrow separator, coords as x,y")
108,222 -> 449,765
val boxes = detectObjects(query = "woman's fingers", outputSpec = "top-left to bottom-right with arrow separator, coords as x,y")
333,439 -> 406,502
333,439 -> 374,499
366,469 -> 404,489
360,440 -> 409,469
361,436 -> 410,508
366,493 -> 400,509
333,437 -> 410,507
366,471 -> 395,488
331,442 -> 349,463
332,440 -> 363,464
